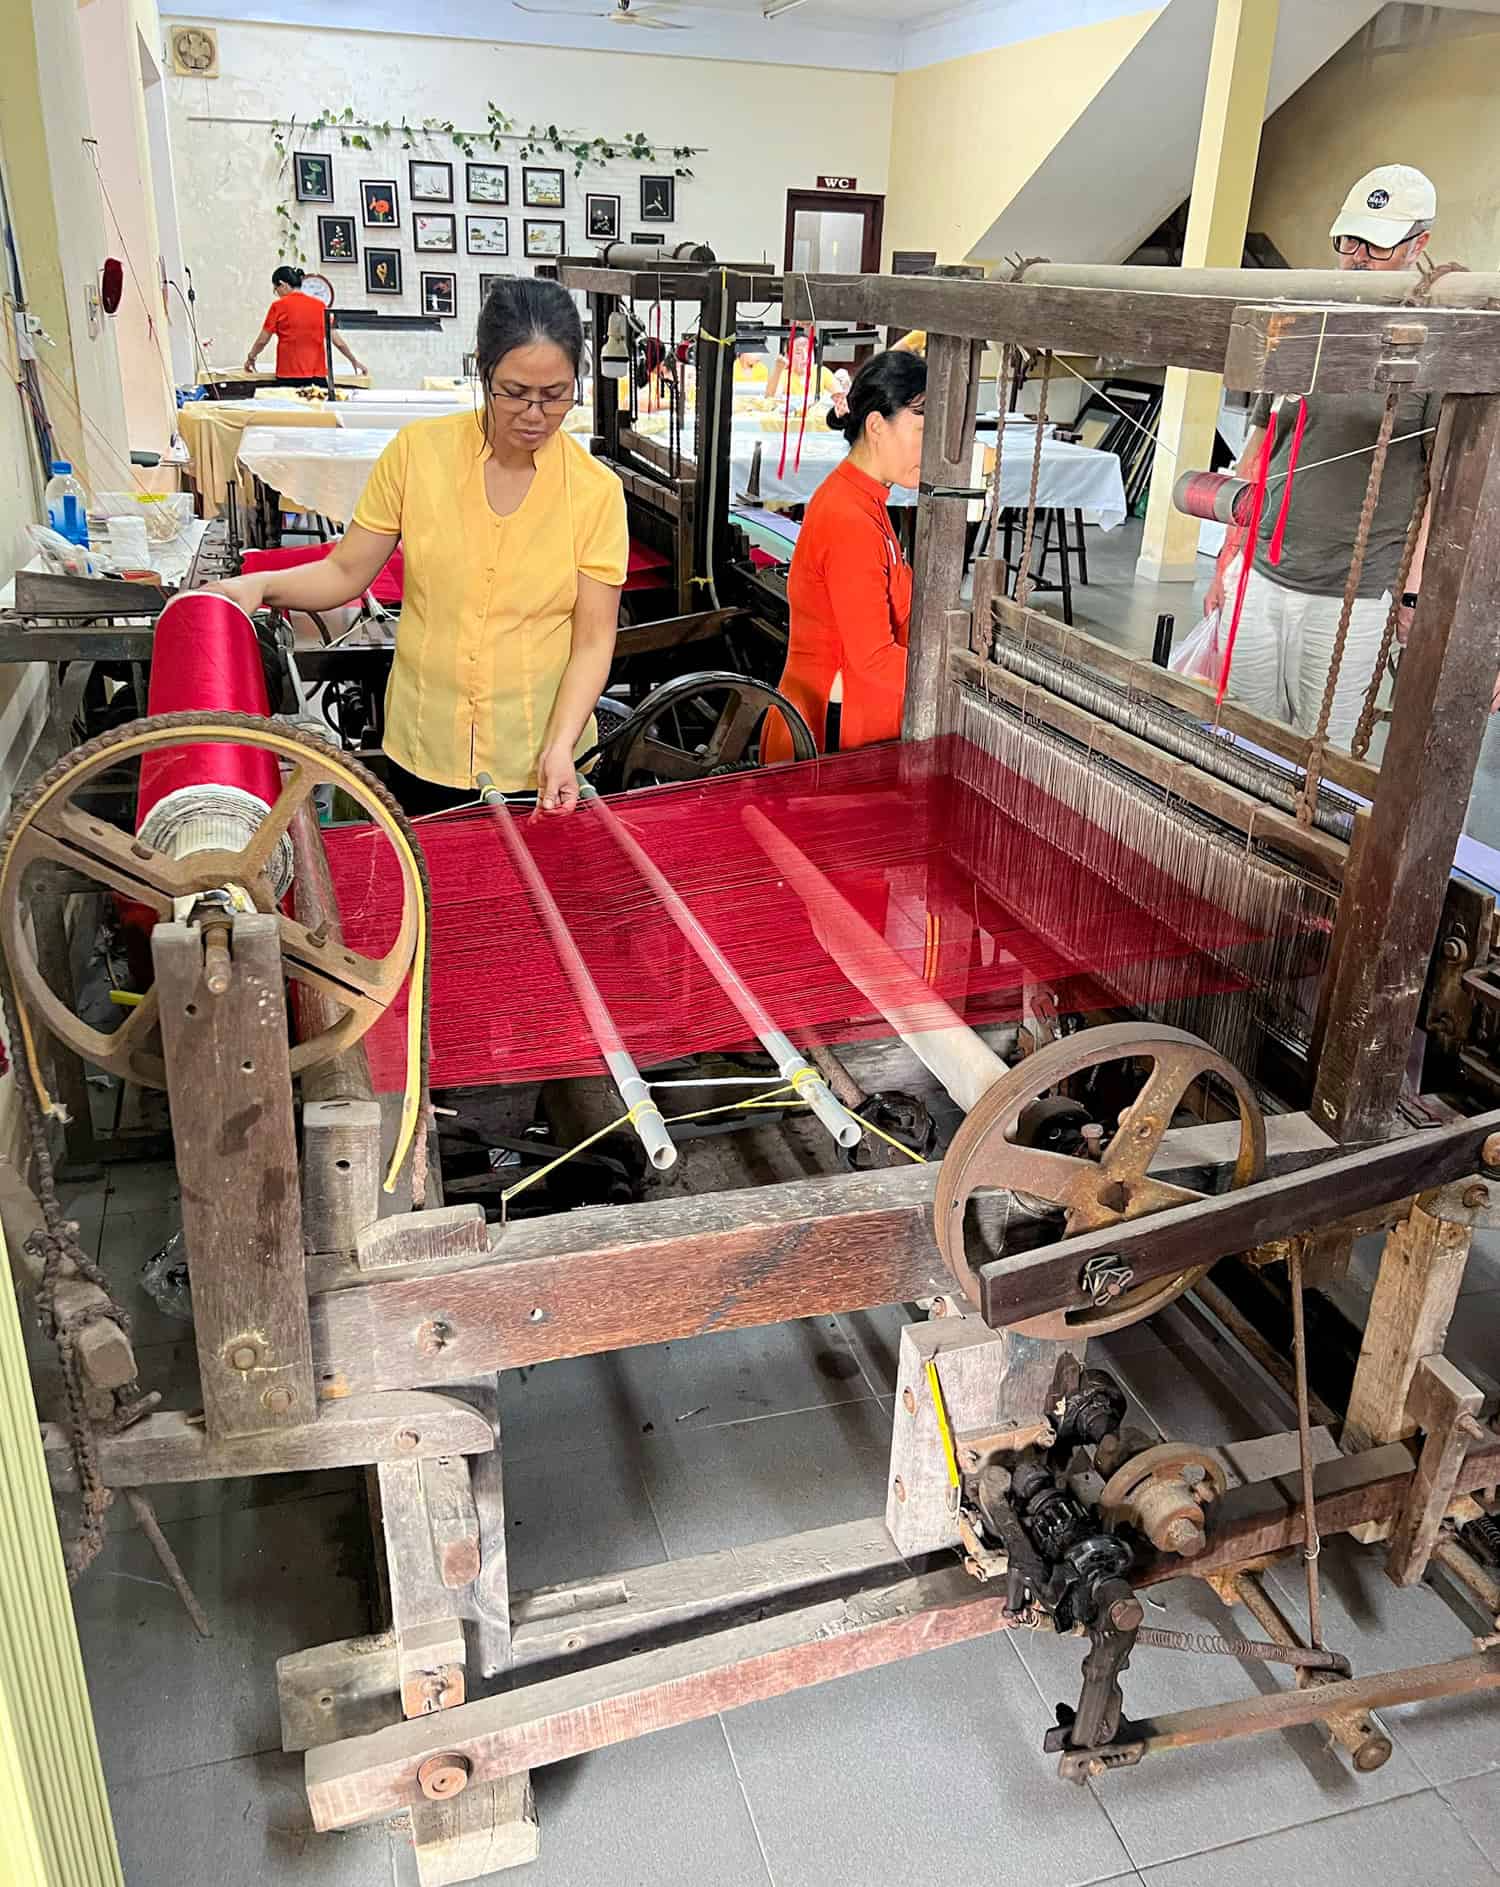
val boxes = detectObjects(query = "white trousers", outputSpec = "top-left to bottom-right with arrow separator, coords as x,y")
1225,564 -> 1391,748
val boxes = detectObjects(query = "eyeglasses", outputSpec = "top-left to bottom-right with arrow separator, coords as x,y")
489,383 -> 577,416
1332,234 -> 1406,260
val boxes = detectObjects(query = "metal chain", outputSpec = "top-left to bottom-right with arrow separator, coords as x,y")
1350,454 -> 1431,759
1014,349 -> 1053,608
1295,389 -> 1400,823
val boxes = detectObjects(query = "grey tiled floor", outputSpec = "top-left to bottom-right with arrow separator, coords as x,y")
43,1164 -> 1500,1884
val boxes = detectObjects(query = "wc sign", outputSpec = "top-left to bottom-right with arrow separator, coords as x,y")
816,176 -> 858,192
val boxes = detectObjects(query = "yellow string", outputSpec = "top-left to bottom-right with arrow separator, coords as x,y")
926,1358 -> 962,1491
500,1068 -> 925,1212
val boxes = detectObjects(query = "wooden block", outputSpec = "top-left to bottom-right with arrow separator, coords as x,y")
41,1391 -> 494,1492
1345,1203 -> 1472,1454
279,1633 -> 400,1752
357,1205 -> 489,1272
411,1775 -> 540,1884
303,1098 -> 383,1255
153,916 -> 315,1438
887,1316 -> 1075,1555
421,1456 -> 482,1590
399,1618 -> 467,1719
1387,1355 -> 1484,1586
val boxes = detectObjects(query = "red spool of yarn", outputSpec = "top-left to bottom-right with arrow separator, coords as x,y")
136,591 -> 280,832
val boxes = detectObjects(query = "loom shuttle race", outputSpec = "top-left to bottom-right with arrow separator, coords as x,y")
6,255 -> 1500,1886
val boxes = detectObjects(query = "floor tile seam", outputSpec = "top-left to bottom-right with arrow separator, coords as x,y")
713,1713 -> 780,1887
1128,1781 -> 1446,1874
503,1388 -> 887,1467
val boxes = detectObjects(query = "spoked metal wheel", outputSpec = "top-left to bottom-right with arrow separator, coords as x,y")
593,670 -> 817,792
933,1022 -> 1264,1339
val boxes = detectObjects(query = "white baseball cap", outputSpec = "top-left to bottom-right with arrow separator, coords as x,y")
1331,164 -> 1437,245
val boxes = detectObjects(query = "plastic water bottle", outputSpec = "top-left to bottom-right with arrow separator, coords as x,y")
45,462 -> 90,547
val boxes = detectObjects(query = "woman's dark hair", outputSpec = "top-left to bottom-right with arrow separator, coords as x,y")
827,348 -> 926,444
476,276 -> 584,387
271,265 -> 304,290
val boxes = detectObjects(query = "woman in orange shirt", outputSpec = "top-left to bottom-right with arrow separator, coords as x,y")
243,266 -> 366,385
763,350 -> 926,762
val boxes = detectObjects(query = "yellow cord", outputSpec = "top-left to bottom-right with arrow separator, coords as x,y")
0,723 -> 427,1195
926,1358 -> 961,1491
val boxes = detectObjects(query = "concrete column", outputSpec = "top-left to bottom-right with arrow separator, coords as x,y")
1136,0 -> 1280,586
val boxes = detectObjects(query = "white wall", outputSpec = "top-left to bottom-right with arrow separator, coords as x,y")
162,18 -> 896,387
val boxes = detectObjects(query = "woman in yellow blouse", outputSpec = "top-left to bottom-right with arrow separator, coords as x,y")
213,278 -> 626,815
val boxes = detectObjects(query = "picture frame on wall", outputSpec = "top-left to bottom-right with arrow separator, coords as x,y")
522,167 -> 565,210
294,152 -> 333,203
523,219 -> 565,260
586,193 -> 620,241
421,271 -> 457,318
364,247 -> 402,295
638,175 -> 674,222
317,215 -> 357,264
478,273 -> 507,305
629,230 -> 664,246
360,180 -> 399,228
414,212 -> 457,253
466,215 -> 509,256
409,159 -> 453,203
466,162 -> 509,205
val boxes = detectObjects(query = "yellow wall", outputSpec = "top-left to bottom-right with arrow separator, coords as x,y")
1251,12 -> 1500,269
885,7 -> 1162,265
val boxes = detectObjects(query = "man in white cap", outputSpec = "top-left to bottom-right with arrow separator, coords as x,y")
1204,164 -> 1439,745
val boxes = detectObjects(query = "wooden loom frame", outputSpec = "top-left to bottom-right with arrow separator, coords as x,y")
27,266 -> 1500,1879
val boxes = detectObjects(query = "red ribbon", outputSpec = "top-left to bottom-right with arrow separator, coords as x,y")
1267,396 -> 1308,567
794,322 -> 816,472
1216,415 -> 1275,705
778,320 -> 797,482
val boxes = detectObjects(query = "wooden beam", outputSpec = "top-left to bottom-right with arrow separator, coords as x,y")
987,598 -> 1382,801
306,1567 -> 1017,1830
1226,304 -> 1500,396
1344,1201 -> 1472,1453
40,1393 -> 494,1491
906,334 -> 983,741
356,1205 -> 488,1273
420,1456 -> 482,1591
153,916 -> 315,1439
410,1775 -> 539,1884
1387,1355 -> 1485,1586
952,648 -> 1349,882
376,1462 -> 468,1719
1314,394 -> 1500,1141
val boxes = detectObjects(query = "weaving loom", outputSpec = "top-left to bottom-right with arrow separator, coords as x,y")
8,260 -> 1500,1882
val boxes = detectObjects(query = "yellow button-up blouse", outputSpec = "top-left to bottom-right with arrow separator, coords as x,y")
352,413 -> 628,791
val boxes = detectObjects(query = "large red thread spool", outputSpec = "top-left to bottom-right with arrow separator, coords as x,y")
134,591 -> 293,898
1171,470 -> 1256,527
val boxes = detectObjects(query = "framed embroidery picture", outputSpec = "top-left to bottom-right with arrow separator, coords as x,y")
294,152 -> 333,203
364,247 -> 402,295
523,218 -> 564,260
414,212 -> 457,253
586,193 -> 620,241
317,215 -> 357,264
360,179 -> 399,228
466,162 -> 509,205
409,159 -> 453,203
638,175 -> 674,222
466,215 -> 509,256
421,271 -> 457,318
523,167 -> 565,210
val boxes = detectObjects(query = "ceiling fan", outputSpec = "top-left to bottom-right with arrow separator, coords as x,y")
512,0 -> 690,29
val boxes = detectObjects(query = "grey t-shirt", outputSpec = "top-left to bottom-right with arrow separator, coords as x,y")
1245,389 -> 1438,598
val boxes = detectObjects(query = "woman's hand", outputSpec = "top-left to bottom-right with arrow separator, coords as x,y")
535,743 -> 581,815
204,573 -> 270,614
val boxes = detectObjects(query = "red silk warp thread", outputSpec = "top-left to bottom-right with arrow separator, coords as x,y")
322,737 -> 1327,1096
135,591 -> 280,828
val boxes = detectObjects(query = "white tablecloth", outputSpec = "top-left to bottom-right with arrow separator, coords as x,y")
238,426 -> 394,525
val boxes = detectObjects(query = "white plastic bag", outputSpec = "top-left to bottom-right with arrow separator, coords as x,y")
1168,608 -> 1222,685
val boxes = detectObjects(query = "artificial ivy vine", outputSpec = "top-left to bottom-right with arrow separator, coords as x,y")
269,105 -> 701,261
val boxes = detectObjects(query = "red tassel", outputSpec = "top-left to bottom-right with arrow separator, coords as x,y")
794,323 -> 816,472
1267,397 -> 1307,567
1216,416 -> 1276,705
778,321 -> 797,482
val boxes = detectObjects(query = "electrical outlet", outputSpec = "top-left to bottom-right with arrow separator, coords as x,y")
84,280 -> 102,340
